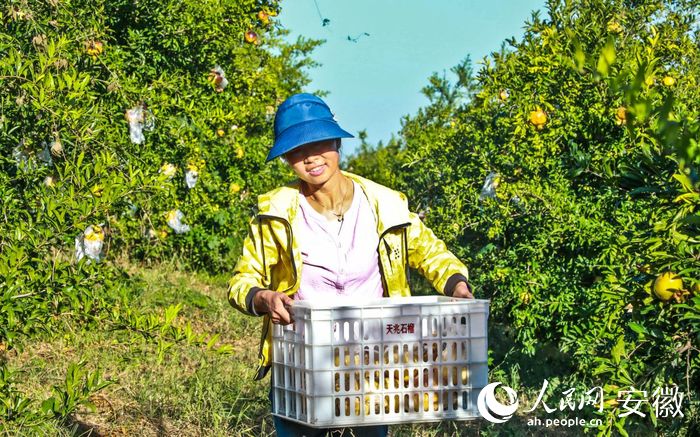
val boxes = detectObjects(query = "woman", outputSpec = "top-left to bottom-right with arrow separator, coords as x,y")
228,93 -> 473,436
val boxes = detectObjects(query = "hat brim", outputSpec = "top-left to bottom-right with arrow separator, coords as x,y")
266,119 -> 354,162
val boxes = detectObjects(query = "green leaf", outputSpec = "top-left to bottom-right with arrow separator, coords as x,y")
206,334 -> 220,349
673,173 -> 696,192
628,322 -> 647,336
611,336 -> 625,364
615,419 -> 630,437
41,397 -> 56,414
596,37 -> 616,77
216,344 -> 234,354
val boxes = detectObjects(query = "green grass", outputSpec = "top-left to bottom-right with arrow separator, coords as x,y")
2,264 -> 273,436
1,263 -> 588,436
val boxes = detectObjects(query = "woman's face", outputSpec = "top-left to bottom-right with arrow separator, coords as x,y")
283,139 -> 340,185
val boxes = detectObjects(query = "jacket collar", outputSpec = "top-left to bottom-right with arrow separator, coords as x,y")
256,170 -> 410,235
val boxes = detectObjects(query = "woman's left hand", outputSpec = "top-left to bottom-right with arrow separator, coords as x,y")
452,281 -> 474,299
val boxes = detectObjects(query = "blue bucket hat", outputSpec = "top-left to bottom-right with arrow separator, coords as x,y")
266,93 -> 354,162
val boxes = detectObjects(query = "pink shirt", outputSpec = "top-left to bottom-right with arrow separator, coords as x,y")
294,180 -> 385,301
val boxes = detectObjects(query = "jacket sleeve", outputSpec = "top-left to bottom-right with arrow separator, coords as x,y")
228,215 -> 275,316
405,210 -> 470,296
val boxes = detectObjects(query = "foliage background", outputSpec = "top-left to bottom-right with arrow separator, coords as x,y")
348,0 -> 699,434
1,0 -> 316,432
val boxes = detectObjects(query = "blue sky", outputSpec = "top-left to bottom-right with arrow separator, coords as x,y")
278,0 -> 546,155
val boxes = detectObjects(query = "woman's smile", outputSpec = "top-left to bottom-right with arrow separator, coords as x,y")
307,164 -> 326,176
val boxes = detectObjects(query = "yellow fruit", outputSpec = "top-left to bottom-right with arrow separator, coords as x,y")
393,372 -> 401,388
529,108 -> 547,128
84,225 -> 104,242
499,89 -> 509,101
607,21 -> 623,34
158,229 -> 168,239
653,272 -> 683,301
85,40 -> 104,56
422,393 -> 440,411
216,128 -> 225,137
258,10 -> 271,24
604,398 -> 619,408
160,163 -> 177,177
662,76 -> 676,86
229,182 -> 241,194
615,106 -> 627,125
235,146 -> 244,159
244,30 -> 258,44
165,209 -> 178,223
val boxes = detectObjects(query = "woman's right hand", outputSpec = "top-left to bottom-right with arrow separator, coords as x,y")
253,289 -> 294,325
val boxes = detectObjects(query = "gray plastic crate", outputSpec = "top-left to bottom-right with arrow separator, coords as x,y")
271,296 -> 489,427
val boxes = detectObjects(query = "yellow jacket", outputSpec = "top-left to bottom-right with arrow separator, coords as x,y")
227,171 -> 470,379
